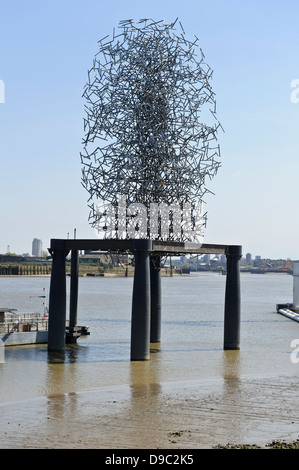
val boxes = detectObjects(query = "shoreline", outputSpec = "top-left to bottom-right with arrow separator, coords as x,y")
0,272 -> 297,450
0,271 -> 184,278
0,374 -> 298,449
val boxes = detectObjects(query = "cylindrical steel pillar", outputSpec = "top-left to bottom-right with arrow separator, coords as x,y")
130,240 -> 152,361
48,249 -> 67,351
293,262 -> 299,309
224,245 -> 242,350
150,255 -> 161,343
68,249 -> 79,343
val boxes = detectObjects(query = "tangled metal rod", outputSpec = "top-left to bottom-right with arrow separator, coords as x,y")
81,18 -> 223,242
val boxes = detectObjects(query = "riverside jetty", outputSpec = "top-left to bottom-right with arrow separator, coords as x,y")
47,238 -> 242,360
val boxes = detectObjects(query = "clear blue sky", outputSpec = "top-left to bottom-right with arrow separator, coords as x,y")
0,0 -> 299,259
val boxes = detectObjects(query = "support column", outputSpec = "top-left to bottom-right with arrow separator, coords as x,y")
130,240 -> 152,361
293,262 -> 299,309
150,255 -> 161,343
224,245 -> 242,350
68,249 -> 79,343
48,249 -> 67,351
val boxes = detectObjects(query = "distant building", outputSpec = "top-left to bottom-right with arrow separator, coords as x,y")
254,255 -> 262,267
203,254 -> 210,264
32,238 -> 43,257
246,253 -> 252,264
220,254 -> 226,264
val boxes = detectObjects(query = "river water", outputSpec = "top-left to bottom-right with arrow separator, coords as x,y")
0,272 -> 298,448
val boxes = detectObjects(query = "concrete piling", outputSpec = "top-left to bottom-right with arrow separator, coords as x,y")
130,240 -> 152,361
150,255 -> 162,343
292,262 -> 299,309
223,245 -> 242,350
68,249 -> 79,343
48,249 -> 67,351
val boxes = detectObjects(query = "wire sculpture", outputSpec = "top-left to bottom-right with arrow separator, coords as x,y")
81,18 -> 222,242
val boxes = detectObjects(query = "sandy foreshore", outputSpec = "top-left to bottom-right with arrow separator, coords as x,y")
1,373 -> 299,449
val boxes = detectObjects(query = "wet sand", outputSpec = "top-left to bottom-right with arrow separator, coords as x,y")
1,372 -> 299,449
1,274 -> 298,449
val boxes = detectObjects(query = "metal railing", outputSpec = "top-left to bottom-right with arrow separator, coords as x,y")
0,313 -> 48,335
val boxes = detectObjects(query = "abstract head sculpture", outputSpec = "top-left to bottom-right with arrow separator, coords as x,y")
81,18 -> 222,242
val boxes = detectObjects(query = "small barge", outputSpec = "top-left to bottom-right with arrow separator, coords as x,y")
0,308 -> 89,346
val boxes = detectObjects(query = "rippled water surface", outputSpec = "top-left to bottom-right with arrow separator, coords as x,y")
0,272 -> 297,405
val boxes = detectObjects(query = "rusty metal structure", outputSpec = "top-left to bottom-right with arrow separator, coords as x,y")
81,18 -> 222,241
